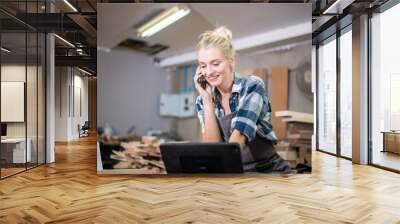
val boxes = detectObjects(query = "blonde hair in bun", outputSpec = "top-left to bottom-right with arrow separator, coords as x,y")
197,26 -> 235,59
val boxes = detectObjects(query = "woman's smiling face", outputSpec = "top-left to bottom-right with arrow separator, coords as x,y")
197,46 -> 234,87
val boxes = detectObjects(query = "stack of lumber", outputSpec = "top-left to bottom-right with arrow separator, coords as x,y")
275,110 -> 313,169
275,110 -> 313,123
110,140 -> 166,174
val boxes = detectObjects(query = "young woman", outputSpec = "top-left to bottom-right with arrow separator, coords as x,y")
194,26 -> 291,173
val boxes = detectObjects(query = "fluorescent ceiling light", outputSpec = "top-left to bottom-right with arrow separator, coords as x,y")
322,0 -> 354,15
323,0 -> 341,14
54,34 -> 75,48
1,47 -> 11,53
63,0 -> 78,12
78,67 -> 92,76
137,6 -> 190,38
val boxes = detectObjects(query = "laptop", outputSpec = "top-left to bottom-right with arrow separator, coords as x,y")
160,142 -> 243,174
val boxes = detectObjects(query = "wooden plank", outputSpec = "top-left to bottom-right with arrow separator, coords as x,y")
385,132 -> 400,154
282,117 -> 313,123
276,110 -> 314,123
287,132 -> 313,140
270,67 -> 288,140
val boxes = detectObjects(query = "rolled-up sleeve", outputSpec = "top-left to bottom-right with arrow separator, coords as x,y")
231,78 -> 265,143
195,96 -> 205,132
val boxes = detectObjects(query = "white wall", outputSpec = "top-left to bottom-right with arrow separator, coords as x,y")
1,65 -> 34,137
55,67 -> 89,141
71,74 -> 89,138
55,67 -> 69,141
1,65 -> 27,141
97,48 -> 172,136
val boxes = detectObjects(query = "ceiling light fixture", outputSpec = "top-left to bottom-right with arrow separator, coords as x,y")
137,6 -> 190,38
323,0 -> 342,14
322,0 -> 354,15
54,34 -> 75,48
1,47 -> 11,53
78,67 -> 92,76
63,0 -> 78,12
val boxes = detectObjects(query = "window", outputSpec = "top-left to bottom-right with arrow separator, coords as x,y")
371,2 -> 400,171
317,36 -> 337,154
339,27 -> 352,158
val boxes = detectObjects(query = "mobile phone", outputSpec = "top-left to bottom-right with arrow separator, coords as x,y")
197,74 -> 208,89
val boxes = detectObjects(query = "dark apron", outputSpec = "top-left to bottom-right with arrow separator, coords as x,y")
216,112 -> 278,171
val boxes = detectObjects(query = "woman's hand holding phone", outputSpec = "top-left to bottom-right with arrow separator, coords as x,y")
194,66 -> 212,102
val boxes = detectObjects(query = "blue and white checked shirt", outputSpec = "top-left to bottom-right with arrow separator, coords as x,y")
195,73 -> 279,144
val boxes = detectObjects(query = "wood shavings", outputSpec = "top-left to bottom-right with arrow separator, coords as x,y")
111,140 -> 166,174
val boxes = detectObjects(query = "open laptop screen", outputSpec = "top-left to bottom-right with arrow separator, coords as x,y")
160,142 -> 243,173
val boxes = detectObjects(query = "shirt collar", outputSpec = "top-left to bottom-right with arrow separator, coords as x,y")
211,72 -> 242,102
232,73 -> 242,94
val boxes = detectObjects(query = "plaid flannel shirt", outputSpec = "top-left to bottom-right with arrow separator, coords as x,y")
195,73 -> 278,144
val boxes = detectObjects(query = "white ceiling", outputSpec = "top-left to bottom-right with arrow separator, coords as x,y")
98,3 -> 311,59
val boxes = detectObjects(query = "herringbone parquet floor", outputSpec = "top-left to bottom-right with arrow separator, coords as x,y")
1,135 -> 400,223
